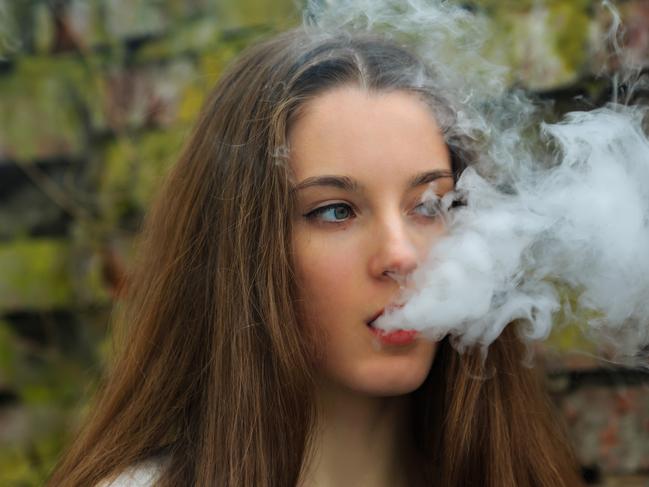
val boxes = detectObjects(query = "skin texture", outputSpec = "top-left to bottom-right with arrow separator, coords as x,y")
290,85 -> 454,486
291,85 -> 454,397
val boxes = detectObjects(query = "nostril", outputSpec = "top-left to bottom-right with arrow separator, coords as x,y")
382,270 -> 410,286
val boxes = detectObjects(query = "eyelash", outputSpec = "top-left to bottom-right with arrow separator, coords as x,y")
304,201 -> 442,224
304,203 -> 356,223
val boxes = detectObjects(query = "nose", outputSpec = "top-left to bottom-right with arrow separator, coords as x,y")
368,215 -> 419,282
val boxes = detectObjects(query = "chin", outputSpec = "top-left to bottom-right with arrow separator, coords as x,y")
349,353 -> 436,397
318,340 -> 438,397
360,369 -> 430,396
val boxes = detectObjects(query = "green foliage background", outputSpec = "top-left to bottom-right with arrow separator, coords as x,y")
0,1 -> 300,485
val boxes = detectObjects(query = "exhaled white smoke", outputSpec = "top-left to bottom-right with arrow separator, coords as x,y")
380,106 -> 649,361
308,0 -> 649,364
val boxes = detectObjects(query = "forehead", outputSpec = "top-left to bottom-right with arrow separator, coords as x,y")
288,85 -> 451,184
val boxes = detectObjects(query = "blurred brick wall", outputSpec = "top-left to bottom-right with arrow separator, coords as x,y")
0,0 -> 299,483
0,1 -> 647,485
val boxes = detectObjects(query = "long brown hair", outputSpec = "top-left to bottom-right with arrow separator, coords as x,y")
48,28 -> 583,487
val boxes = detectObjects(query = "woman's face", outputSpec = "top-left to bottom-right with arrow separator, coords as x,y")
290,85 -> 454,396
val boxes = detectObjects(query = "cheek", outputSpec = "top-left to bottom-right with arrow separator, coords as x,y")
292,230 -> 362,311
292,228 -> 439,396
292,232 -> 362,366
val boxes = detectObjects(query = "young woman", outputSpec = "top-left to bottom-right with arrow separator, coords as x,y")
48,27 -> 584,487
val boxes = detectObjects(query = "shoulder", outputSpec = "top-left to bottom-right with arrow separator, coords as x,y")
96,457 -> 165,487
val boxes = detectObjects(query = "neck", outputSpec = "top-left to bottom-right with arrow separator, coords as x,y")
299,377 -> 413,487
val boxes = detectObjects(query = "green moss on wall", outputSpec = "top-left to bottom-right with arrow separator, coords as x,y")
546,283 -> 600,354
548,1 -> 590,81
0,316 -> 102,486
135,17 -> 221,63
477,0 -> 592,90
99,127 -> 187,224
0,54 -> 105,160
0,239 -> 74,311
216,0 -> 300,30
0,2 -> 300,486
0,239 -> 109,312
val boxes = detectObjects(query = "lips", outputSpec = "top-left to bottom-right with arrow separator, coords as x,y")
366,305 -> 418,346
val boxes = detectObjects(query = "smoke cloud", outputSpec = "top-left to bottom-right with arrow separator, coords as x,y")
307,0 -> 649,364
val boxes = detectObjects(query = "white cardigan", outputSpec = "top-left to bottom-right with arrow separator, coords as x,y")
97,458 -> 163,487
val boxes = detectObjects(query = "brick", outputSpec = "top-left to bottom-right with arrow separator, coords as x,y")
619,1 -> 649,68
102,58 -> 198,131
104,0 -> 169,42
63,0 -> 109,50
602,474 -> 649,487
483,4 -> 590,90
589,0 -> 649,76
555,383 -> 649,475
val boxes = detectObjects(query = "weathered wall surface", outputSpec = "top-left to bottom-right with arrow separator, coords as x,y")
0,1 -> 647,485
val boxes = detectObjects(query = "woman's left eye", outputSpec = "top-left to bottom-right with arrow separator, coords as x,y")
305,203 -> 355,223
413,200 -> 440,219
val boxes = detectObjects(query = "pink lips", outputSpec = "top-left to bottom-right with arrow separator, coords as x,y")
367,306 -> 418,346
369,327 -> 418,345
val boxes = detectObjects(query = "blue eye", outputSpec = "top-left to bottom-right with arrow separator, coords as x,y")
305,203 -> 355,223
413,200 -> 441,219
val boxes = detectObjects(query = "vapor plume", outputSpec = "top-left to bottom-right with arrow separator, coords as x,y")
307,0 -> 649,364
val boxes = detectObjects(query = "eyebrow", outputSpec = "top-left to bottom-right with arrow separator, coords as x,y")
291,169 -> 454,193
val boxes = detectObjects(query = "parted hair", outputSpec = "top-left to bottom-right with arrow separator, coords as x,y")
48,27 -> 583,487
